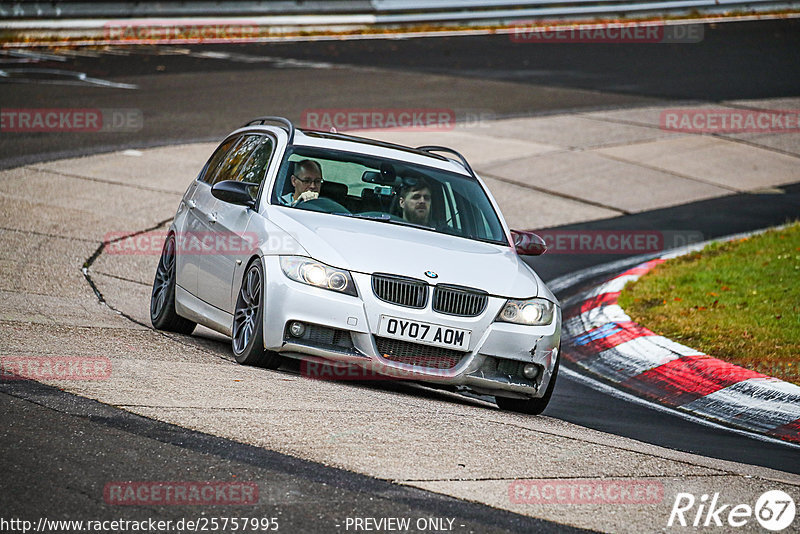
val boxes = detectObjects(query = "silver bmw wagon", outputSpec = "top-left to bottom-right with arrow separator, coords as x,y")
151,117 -> 561,413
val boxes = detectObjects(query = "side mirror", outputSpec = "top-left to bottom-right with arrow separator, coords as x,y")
511,230 -> 547,256
211,180 -> 257,208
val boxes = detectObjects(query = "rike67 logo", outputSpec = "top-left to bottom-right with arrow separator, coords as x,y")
668,490 -> 795,531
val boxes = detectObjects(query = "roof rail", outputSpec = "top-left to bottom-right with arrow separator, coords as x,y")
243,116 -> 295,143
416,146 -> 476,179
302,130 -> 449,162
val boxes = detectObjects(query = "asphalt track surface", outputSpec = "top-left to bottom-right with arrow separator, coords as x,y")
1,17 -> 799,530
1,379 -> 584,534
2,19 -> 799,169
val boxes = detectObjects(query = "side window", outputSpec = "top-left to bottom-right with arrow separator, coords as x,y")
442,182 -> 461,231
232,136 -> 274,184
210,135 -> 262,186
472,204 -> 493,239
274,155 -> 326,203
200,136 -> 239,184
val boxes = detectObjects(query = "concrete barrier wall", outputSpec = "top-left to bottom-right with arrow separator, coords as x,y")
1,0 -> 796,20
0,1 -> 373,18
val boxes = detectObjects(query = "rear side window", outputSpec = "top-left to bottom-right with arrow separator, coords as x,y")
200,136 -> 239,184
210,135 -> 262,186
232,136 -> 274,184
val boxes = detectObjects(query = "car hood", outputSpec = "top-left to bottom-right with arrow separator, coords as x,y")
268,208 -> 543,298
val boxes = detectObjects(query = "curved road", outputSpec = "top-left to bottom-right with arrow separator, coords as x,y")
1,18 -> 798,533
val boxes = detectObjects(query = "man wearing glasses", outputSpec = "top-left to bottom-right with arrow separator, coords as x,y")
280,159 -> 323,206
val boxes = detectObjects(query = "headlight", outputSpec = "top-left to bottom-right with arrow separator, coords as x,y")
279,256 -> 358,297
496,298 -> 555,326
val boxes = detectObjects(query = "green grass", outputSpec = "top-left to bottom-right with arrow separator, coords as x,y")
618,222 -> 800,386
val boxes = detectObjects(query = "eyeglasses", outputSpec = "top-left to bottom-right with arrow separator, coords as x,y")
294,176 -> 324,186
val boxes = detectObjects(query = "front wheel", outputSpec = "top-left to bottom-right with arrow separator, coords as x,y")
496,351 -> 560,415
150,234 -> 196,335
231,259 -> 281,368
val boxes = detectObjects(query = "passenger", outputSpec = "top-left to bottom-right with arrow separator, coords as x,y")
280,160 -> 323,205
398,178 -> 433,226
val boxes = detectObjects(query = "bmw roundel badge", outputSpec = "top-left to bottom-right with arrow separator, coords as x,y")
424,271 -> 438,279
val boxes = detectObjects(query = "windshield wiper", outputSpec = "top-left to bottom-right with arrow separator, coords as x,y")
332,212 -> 391,221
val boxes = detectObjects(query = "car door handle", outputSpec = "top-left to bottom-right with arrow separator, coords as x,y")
208,213 -> 217,224
186,199 -> 196,210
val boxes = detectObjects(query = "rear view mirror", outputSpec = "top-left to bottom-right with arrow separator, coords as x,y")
362,171 -> 398,186
511,230 -> 547,256
362,162 -> 398,186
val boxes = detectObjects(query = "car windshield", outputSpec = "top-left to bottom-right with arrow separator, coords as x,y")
271,146 -> 508,246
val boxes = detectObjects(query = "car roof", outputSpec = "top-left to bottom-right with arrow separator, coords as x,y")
235,117 -> 476,178
295,129 -> 472,175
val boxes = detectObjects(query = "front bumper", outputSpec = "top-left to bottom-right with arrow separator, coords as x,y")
261,257 -> 561,398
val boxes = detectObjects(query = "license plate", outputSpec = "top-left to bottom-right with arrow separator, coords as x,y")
378,315 -> 471,351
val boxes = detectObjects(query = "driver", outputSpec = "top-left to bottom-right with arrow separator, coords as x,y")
280,160 -> 323,206
399,178 -> 432,226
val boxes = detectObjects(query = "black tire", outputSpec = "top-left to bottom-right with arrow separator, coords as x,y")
496,350 -> 560,415
150,234 -> 196,335
231,259 -> 281,369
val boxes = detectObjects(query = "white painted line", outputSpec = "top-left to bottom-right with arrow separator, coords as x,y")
560,366 -> 800,450
583,335 -> 699,382
0,68 -> 138,89
1,49 -> 67,62
613,334 -> 703,359
682,378 -> 800,432
573,304 -> 632,331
